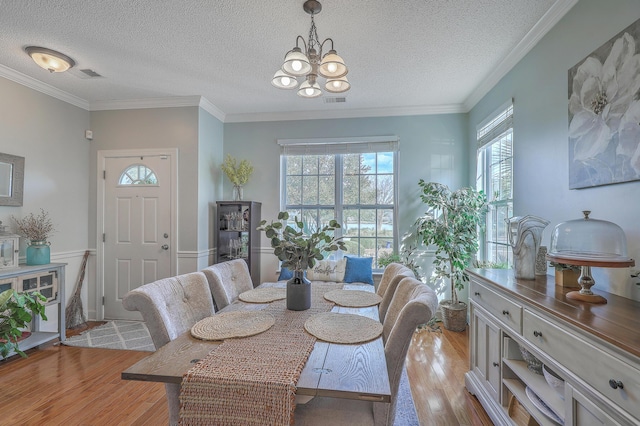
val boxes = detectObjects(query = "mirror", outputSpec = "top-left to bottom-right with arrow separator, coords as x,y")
0,153 -> 24,206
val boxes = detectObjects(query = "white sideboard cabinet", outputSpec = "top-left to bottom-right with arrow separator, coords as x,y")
465,268 -> 640,426
0,263 -> 66,357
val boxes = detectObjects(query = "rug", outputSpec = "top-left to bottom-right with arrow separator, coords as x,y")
62,320 -> 155,351
61,320 -> 420,424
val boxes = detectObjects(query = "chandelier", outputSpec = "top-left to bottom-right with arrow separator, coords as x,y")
271,0 -> 350,98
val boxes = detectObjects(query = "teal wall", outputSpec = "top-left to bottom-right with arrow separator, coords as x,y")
468,0 -> 640,299
224,114 -> 469,283
198,108 -> 224,256
224,115 -> 468,229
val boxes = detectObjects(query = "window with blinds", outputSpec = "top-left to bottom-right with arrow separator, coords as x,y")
278,137 -> 399,268
476,102 -> 513,267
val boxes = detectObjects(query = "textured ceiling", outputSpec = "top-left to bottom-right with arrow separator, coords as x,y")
0,0 -> 576,122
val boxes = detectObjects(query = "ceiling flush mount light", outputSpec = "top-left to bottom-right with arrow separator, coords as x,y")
24,46 -> 75,73
272,0 -> 350,98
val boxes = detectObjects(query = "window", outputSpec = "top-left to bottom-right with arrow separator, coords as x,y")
118,164 -> 158,185
476,102 -> 513,267
279,137 -> 398,268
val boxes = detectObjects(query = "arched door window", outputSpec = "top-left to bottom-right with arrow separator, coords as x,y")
118,164 -> 158,185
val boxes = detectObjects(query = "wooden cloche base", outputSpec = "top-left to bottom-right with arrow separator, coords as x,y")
566,291 -> 607,304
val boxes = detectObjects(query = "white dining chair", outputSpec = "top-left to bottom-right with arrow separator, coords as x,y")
202,259 -> 253,311
122,271 -> 215,426
378,265 -> 415,324
294,277 -> 437,426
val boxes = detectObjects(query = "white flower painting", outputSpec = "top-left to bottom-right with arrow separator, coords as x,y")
568,18 -> 640,189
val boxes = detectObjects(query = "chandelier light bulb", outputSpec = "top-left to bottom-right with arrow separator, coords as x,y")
327,63 -> 338,73
292,61 -> 303,72
272,69 -> 298,89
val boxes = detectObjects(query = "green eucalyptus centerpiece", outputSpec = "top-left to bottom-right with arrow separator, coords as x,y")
415,180 -> 487,331
0,289 -> 47,359
257,212 -> 346,310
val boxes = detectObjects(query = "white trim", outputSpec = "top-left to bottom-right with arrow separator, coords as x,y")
463,0 -> 578,111
476,99 -> 515,132
225,104 -> 465,123
95,148 -> 179,320
0,63 -> 90,110
177,249 -> 215,259
277,135 -> 399,146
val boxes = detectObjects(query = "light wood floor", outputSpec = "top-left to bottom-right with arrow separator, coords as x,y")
0,323 -> 491,425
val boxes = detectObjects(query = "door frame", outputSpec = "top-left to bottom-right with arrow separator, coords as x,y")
96,148 -> 178,320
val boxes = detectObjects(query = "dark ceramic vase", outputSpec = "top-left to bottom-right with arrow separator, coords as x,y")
287,269 -> 311,311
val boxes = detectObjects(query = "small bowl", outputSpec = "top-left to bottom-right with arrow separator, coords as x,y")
543,364 -> 565,399
518,344 -> 543,375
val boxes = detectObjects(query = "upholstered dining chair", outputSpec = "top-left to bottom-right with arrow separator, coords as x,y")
122,271 -> 215,426
378,265 -> 415,324
294,277 -> 437,426
376,263 -> 406,297
202,259 -> 253,311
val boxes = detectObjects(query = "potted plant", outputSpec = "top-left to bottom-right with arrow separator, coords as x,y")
550,262 -> 581,288
12,208 -> 55,265
220,154 -> 254,201
257,212 -> 346,310
415,180 -> 487,331
377,245 -> 422,280
0,289 -> 47,359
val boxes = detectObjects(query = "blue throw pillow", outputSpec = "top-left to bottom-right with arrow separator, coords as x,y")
343,256 -> 374,285
278,266 -> 294,281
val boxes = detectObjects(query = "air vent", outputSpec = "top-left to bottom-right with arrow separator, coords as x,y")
69,68 -> 103,79
80,69 -> 102,78
324,97 -> 346,104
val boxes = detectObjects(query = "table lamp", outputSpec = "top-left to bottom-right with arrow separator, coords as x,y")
546,211 -> 635,304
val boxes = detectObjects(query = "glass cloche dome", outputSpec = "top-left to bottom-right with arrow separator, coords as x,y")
549,211 -> 631,263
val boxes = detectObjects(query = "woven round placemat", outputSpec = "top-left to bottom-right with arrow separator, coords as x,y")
238,287 -> 287,303
304,312 -> 383,344
323,289 -> 382,307
191,311 -> 276,341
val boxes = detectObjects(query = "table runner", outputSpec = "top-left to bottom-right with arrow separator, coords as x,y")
179,282 -> 341,425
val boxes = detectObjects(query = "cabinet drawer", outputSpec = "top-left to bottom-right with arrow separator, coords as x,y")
524,309 -> 640,421
469,279 -> 522,334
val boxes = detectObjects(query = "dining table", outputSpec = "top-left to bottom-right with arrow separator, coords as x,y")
121,281 -> 391,408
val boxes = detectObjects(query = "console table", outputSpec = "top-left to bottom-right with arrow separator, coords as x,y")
465,268 -> 640,425
0,263 -> 66,357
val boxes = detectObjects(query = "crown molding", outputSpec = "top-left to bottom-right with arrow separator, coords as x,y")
224,103 -> 466,123
0,63 -> 90,110
89,96 -> 226,122
463,0 -> 579,111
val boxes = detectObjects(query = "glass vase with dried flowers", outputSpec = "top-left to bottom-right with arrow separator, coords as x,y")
12,209 -> 56,265
220,154 -> 254,201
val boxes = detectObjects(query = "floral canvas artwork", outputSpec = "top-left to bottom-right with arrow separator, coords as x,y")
568,18 -> 640,189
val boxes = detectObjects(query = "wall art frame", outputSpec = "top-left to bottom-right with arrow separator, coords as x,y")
568,17 -> 640,189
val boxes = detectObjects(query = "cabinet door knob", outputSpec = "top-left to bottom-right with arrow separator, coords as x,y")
609,379 -> 624,390
492,362 -> 499,367
502,310 -> 509,315
474,292 -> 480,296
533,330 -> 542,337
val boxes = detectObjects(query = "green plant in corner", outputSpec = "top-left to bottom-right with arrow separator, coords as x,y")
257,212 -> 347,271
378,246 -> 422,280
220,154 -> 254,187
415,181 -> 487,330
0,289 -> 47,359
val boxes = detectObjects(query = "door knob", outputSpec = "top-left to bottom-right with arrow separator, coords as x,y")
161,244 -> 169,250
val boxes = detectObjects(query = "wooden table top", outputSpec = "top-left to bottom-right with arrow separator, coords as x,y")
121,282 -> 391,403
467,268 -> 640,359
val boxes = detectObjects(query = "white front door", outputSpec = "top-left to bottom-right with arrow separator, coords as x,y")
102,154 -> 173,320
